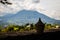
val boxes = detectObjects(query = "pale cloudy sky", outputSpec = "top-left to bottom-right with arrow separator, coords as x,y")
0,0 -> 60,20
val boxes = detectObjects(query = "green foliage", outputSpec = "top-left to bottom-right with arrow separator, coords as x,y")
20,29 -> 24,32
0,23 -> 36,32
44,23 -> 60,30
0,22 -> 59,32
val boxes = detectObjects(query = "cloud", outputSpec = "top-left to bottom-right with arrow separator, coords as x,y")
0,0 -> 60,20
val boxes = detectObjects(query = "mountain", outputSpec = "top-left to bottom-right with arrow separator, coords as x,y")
0,10 -> 60,25
0,14 -> 14,25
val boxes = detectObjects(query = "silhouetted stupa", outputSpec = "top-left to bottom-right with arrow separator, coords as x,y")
35,18 -> 45,34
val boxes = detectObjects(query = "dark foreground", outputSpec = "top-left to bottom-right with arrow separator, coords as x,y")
0,31 -> 60,40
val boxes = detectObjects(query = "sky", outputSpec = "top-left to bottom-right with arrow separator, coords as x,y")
0,0 -> 60,20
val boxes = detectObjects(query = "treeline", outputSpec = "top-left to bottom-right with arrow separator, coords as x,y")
45,23 -> 60,30
0,23 -> 36,32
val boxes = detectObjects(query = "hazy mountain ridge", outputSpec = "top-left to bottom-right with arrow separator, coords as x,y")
0,10 -> 60,25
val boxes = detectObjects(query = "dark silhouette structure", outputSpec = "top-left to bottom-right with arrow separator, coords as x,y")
35,18 -> 45,34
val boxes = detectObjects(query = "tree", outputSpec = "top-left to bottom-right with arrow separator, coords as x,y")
25,23 -> 29,27
30,24 -> 34,30
35,18 -> 45,34
7,27 -> 14,32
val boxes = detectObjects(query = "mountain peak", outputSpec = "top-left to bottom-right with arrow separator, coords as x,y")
0,10 -> 60,25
